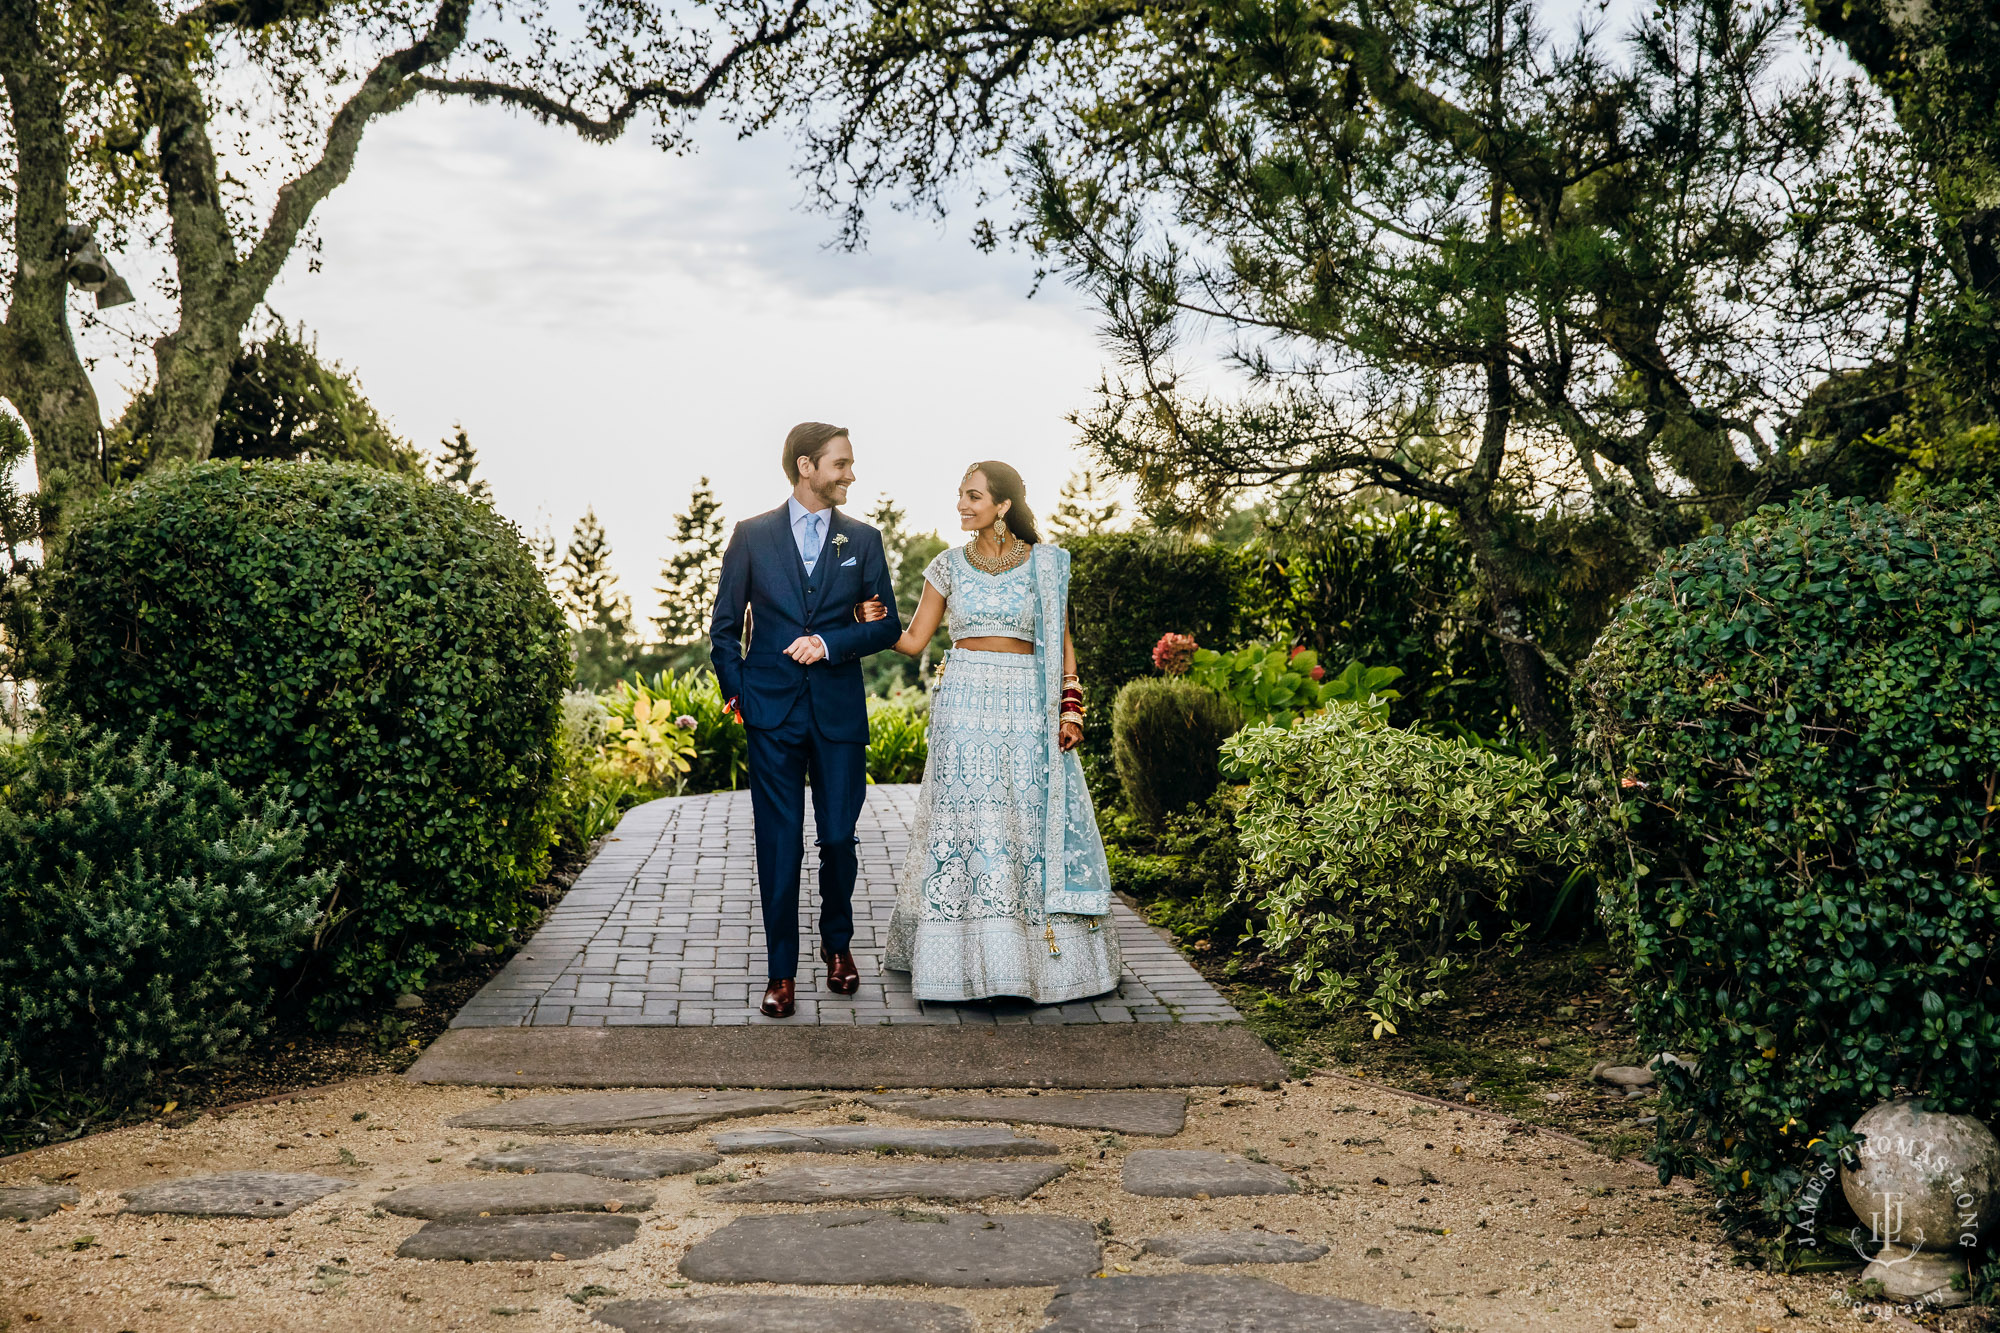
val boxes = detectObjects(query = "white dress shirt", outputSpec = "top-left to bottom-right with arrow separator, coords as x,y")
786,496 -> 830,659
788,496 -> 830,573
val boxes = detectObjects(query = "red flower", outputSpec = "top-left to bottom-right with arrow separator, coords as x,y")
1309,664 -> 1325,681
1152,632 -> 1197,675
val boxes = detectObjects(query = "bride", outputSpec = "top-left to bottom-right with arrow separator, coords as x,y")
855,461 -> 1122,1003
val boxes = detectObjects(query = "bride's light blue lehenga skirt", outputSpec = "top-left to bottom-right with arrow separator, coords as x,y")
885,649 -> 1123,1003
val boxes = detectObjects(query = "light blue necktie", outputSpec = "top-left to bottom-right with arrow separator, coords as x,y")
802,513 -> 822,574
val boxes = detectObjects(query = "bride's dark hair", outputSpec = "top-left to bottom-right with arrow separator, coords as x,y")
967,461 -> 1043,545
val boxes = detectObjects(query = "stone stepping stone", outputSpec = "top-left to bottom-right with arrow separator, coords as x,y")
712,1126 -> 1059,1158
1140,1232 -> 1328,1265
1122,1151 -> 1298,1198
396,1212 -> 641,1262
679,1209 -> 1099,1287
594,1295 -> 974,1332
1036,1273 -> 1428,1332
379,1172 -> 653,1220
0,1185 -> 79,1221
447,1090 -> 837,1135
120,1172 -> 352,1218
711,1161 -> 1068,1204
861,1092 -> 1186,1137
472,1143 -> 720,1180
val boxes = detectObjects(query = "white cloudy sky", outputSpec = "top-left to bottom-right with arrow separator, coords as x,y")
80,94 -> 1119,630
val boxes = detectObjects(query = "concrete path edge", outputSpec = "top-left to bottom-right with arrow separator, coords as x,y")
404,1022 -> 1285,1089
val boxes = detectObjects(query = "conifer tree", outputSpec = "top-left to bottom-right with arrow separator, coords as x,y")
1049,469 -> 1123,538
654,478 -> 727,645
432,425 -> 492,501
561,509 -> 636,688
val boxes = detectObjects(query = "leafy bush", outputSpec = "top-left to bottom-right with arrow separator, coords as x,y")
41,461 -> 569,1011
1103,789 -> 1249,946
613,669 -> 747,795
1575,487 -> 2000,1223
542,691 -> 611,853
1111,678 -> 1241,828
1068,534 -> 1244,755
867,689 -> 929,784
599,681 -> 699,790
1226,706 -> 1577,1027
1240,507 -> 1510,728
1187,641 -> 1402,727
0,721 -> 332,1114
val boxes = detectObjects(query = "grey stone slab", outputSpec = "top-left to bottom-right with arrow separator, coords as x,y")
678,1210 -> 1100,1287
863,1092 -> 1187,1136
470,1143 -> 719,1180
120,1172 -> 351,1218
1035,1274 -> 1428,1332
0,1184 -> 78,1220
1121,1151 -> 1298,1198
594,1296 -> 974,1333
1140,1232 -> 1329,1265
379,1173 -> 653,1220
395,1212 -> 642,1262
410,1021 -> 1282,1088
446,1090 -> 837,1134
711,1126 -> 1059,1158
711,1161 -> 1068,1203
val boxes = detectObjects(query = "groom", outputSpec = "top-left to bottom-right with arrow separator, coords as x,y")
709,423 -> 903,1018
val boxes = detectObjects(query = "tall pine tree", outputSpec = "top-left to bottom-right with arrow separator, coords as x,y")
432,425 -> 492,500
654,478 -> 726,645
561,508 -> 636,689
1049,468 -> 1123,539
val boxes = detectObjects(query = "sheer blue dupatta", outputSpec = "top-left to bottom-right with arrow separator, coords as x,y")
1034,545 -> 1113,918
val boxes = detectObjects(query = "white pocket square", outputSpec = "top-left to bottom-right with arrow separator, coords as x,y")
841,556 -> 857,566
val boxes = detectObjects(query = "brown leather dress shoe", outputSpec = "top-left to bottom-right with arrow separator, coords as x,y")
820,947 -> 860,996
759,978 -> 796,1018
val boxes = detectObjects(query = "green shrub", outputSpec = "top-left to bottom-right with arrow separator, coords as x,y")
629,668 -> 747,795
0,721 -> 331,1113
1103,789 -> 1250,946
1242,506 -> 1515,731
1575,486 -> 2000,1224
1068,534 -> 1244,755
1225,706 -> 1577,1027
542,690 -> 612,853
867,689 -> 929,784
1111,678 -> 1241,828
40,461 -> 570,1012
1187,641 -> 1403,727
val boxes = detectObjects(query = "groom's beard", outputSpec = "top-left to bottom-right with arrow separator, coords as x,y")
808,476 -> 847,508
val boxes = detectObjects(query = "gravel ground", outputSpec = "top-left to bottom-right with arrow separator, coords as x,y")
0,1073 -> 1910,1332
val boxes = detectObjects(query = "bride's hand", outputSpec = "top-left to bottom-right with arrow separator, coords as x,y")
1059,719 -> 1083,752
854,596 -> 889,623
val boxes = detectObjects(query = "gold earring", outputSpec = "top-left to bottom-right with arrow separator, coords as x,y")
993,517 -> 1008,541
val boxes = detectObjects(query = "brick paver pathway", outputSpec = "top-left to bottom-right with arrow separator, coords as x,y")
454,785 -> 1241,1029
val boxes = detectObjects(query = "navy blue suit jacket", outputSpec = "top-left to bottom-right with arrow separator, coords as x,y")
708,505 -> 903,743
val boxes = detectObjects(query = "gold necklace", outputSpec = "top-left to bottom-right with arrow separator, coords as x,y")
965,533 -> 1029,574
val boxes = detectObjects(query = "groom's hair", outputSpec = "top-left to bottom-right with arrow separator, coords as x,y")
782,422 -> 849,483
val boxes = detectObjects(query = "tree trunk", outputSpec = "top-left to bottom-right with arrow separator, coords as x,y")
1487,576 -> 1558,741
0,15 -> 109,524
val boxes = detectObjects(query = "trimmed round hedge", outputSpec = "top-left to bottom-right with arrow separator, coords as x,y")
1576,487 -> 2000,1223
42,461 -> 570,1012
1111,677 -> 1240,828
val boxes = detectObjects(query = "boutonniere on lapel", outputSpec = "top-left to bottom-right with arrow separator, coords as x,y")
831,534 -> 849,553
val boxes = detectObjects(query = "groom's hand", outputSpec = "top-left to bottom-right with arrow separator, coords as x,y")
784,635 -> 827,665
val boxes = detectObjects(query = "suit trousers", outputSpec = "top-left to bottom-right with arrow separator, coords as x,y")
744,686 -> 865,981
